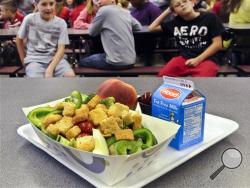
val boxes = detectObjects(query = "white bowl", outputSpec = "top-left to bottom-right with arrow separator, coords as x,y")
22,99 -> 180,185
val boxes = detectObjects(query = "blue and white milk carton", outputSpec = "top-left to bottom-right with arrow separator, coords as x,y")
152,77 -> 206,150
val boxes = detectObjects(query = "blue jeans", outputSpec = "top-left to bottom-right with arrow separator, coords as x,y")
79,53 -> 134,70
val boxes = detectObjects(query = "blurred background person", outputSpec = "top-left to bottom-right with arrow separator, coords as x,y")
211,0 -> 230,23
70,0 -> 86,27
17,0 -> 36,15
73,0 -> 97,29
0,0 -> 24,29
55,0 -> 70,25
118,0 -> 130,9
65,0 -> 75,9
150,0 -> 169,10
228,0 -> 250,24
130,0 -> 162,25
129,0 -> 162,66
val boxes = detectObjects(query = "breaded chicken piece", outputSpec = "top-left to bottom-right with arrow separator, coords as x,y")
63,102 -> 75,117
121,111 -> 133,126
87,95 -> 102,110
108,103 -> 129,118
114,129 -> 134,140
55,116 -> 74,136
72,104 -> 89,124
55,102 -> 75,117
95,104 -> 108,113
99,116 -> 121,135
66,126 -> 81,139
46,124 -> 60,137
114,117 -> 123,129
132,112 -> 142,130
75,136 -> 95,152
89,108 -> 108,127
42,114 -> 62,129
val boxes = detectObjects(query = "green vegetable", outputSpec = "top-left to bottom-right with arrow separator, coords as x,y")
56,135 -> 71,146
152,134 -> 158,145
109,140 -> 142,155
41,126 -> 48,135
106,136 -> 117,147
81,93 -> 95,104
133,128 -> 155,150
100,97 -> 115,108
27,107 -> 62,129
71,90 -> 82,109
56,135 -> 75,147
64,98 -> 71,102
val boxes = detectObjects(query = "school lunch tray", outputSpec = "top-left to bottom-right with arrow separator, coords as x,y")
17,113 -> 239,188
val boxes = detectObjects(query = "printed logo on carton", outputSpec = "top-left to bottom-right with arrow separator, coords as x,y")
160,88 -> 181,99
152,77 -> 206,150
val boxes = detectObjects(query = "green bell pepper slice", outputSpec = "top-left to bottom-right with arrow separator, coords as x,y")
71,90 -> 82,109
106,136 -> 117,148
27,107 -> 62,129
133,128 -> 156,150
109,140 -> 142,155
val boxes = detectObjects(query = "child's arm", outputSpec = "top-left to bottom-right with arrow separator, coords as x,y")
16,36 -> 26,66
185,35 -> 223,67
45,44 -> 65,78
148,8 -> 172,32
131,17 -> 142,31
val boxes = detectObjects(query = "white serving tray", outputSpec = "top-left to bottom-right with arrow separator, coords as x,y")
17,113 -> 238,188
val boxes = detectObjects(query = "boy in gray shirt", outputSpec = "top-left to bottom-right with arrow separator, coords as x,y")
16,0 -> 75,77
79,0 -> 142,69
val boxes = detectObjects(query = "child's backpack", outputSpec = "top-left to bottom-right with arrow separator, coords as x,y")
0,42 -> 21,67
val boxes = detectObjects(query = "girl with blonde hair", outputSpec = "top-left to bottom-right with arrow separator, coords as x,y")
73,0 -> 97,29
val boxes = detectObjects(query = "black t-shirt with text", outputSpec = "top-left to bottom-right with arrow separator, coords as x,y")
161,12 -> 224,64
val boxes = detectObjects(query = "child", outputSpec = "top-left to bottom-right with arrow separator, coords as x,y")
16,0 -> 75,78
0,0 -> 24,29
70,0 -> 86,27
129,0 -> 162,66
73,0 -> 97,29
17,0 -> 36,15
55,0 -> 70,23
65,0 -> 75,9
149,0 -> 224,77
211,0 -> 230,23
79,0 -> 142,69
117,0 -> 129,9
130,0 -> 162,26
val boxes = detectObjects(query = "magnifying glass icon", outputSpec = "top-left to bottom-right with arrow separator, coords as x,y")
210,148 -> 243,180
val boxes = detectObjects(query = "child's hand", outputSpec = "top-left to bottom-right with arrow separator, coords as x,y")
185,58 -> 200,67
45,67 -> 54,78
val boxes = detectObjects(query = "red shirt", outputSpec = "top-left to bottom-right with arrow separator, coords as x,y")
3,11 -> 24,29
211,1 -> 222,15
59,6 -> 70,22
70,4 -> 86,27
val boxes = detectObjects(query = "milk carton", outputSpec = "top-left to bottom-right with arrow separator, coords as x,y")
152,77 -> 206,150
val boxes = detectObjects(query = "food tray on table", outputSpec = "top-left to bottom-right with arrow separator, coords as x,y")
17,113 -> 239,188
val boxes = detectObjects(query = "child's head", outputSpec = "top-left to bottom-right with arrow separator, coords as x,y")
0,0 -> 18,20
35,0 -> 56,21
65,0 -> 74,6
129,0 -> 145,8
117,0 -> 129,9
86,0 -> 98,14
169,0 -> 195,17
